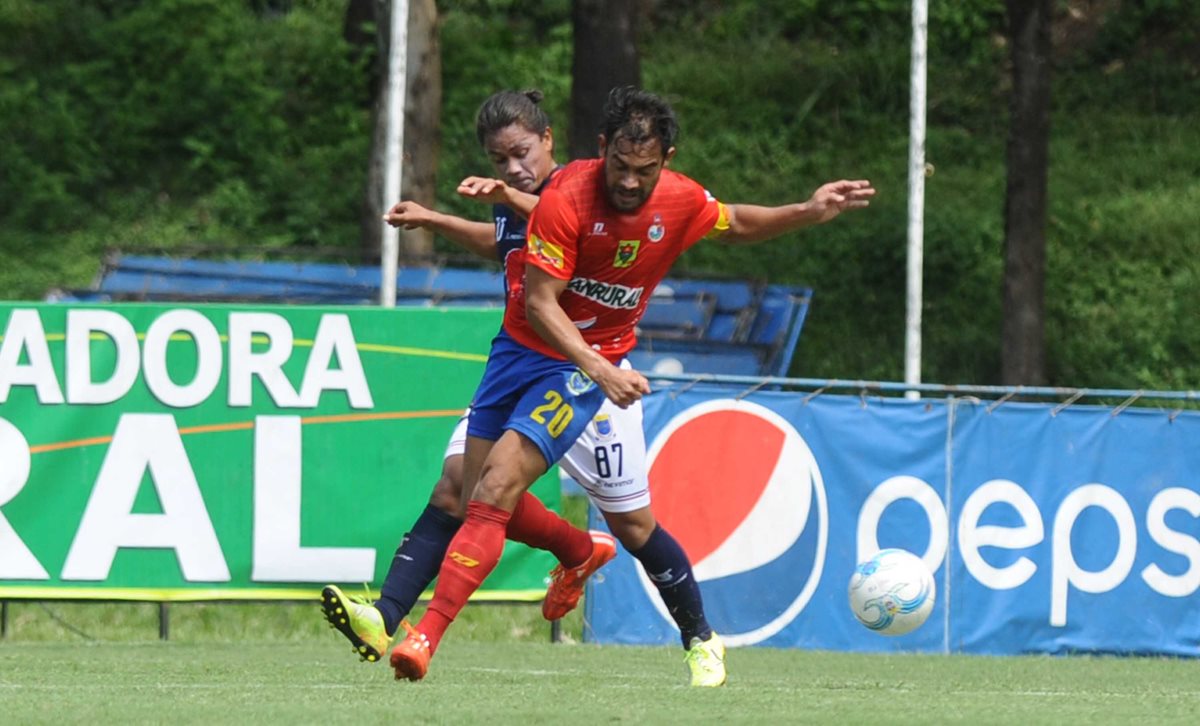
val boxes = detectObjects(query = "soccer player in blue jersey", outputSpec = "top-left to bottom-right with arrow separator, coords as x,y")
321,90 -> 725,686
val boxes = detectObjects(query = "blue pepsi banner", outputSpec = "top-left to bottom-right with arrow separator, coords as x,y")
585,388 -> 1200,656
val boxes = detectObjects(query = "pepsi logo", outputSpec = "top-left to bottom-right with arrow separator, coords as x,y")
642,399 -> 828,646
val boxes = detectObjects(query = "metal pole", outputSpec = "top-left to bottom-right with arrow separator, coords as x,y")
905,0 -> 928,399
380,0 -> 410,308
159,602 -> 169,641
1,600 -> 8,639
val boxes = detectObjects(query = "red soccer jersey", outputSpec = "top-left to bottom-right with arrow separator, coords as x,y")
503,158 -> 730,361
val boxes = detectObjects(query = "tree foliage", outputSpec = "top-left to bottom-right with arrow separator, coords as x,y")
1,0 -> 369,245
2,0 -> 1198,389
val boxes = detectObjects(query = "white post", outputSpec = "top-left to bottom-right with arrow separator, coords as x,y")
905,0 -> 928,398
380,0 -> 410,308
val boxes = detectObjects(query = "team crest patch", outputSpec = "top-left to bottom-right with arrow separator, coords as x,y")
614,239 -> 640,268
648,214 -> 665,243
529,234 -> 565,269
567,370 -> 595,395
593,413 -> 616,441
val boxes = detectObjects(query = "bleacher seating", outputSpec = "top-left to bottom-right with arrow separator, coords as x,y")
637,292 -> 716,340
50,253 -> 812,377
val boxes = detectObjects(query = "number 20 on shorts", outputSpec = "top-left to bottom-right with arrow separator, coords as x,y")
530,390 -> 574,437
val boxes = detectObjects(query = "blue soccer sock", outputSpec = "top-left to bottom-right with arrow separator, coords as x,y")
375,504 -> 462,635
629,524 -> 713,648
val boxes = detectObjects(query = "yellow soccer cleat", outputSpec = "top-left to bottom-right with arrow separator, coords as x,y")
320,585 -> 391,663
542,531 -> 617,621
685,632 -> 727,687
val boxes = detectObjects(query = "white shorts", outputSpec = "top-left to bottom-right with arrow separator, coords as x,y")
443,397 -> 650,514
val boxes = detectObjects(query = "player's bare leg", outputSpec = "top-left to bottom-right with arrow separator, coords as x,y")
456,435 -> 496,516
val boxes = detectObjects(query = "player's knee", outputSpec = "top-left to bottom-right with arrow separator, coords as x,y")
604,510 -> 657,550
474,464 -> 527,509
429,458 -> 466,514
428,477 -> 461,514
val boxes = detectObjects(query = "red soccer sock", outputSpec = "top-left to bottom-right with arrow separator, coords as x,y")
419,501 -> 511,653
507,491 -> 593,568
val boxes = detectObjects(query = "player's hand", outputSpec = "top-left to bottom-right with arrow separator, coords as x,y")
382,200 -> 436,229
457,176 -> 511,205
594,366 -> 651,409
805,179 -> 875,223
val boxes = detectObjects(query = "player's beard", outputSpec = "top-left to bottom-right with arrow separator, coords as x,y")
607,186 -> 646,212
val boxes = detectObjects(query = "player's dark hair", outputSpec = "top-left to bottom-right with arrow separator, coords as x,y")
601,86 -> 678,157
475,89 -> 551,145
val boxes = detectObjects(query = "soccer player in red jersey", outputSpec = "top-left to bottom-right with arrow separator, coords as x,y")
321,90 -> 726,686
390,86 -> 875,683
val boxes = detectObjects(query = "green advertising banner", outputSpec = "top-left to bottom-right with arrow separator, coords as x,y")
0,303 -> 559,601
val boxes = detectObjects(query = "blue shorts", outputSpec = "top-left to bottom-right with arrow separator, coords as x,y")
467,331 -> 608,468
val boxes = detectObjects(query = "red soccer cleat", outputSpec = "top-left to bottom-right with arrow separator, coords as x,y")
389,621 -> 432,681
542,531 -> 617,621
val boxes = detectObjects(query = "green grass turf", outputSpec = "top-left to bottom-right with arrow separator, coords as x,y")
2,599 -> 1199,725
2,640 -> 1199,724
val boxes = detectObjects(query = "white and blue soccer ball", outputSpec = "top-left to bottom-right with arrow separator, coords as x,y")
848,548 -> 936,636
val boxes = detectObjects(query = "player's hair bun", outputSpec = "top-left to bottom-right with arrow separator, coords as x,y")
523,89 -> 545,105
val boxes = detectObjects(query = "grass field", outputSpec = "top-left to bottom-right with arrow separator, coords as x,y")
2,602 -> 1198,724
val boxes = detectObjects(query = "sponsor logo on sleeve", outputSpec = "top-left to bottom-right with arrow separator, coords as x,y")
529,234 -> 565,270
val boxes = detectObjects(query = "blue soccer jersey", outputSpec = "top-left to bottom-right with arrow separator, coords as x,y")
491,167 -> 561,294
492,202 -> 527,296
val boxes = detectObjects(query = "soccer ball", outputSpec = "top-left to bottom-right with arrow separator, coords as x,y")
848,548 -> 936,636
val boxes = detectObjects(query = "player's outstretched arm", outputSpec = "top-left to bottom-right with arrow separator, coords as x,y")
524,266 -> 650,408
457,177 -> 540,220
718,179 -> 876,244
382,200 -> 497,260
